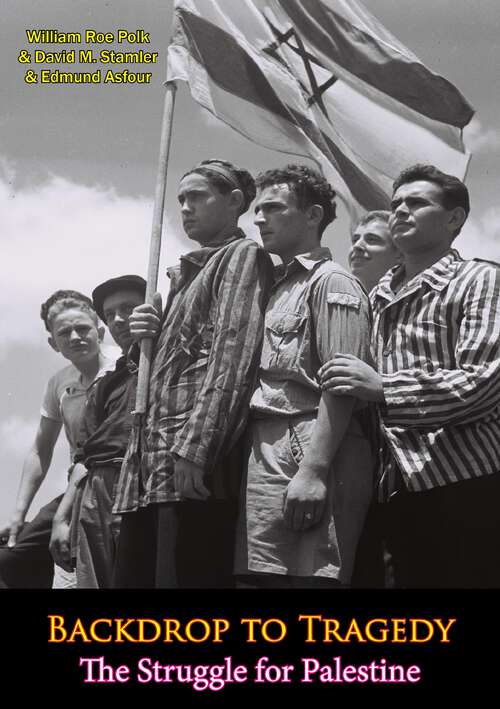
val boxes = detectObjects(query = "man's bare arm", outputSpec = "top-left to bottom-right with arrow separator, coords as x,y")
0,416 -> 61,547
49,462 -> 87,571
283,393 -> 356,531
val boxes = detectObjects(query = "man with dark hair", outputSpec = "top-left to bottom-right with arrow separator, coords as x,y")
181,158 -> 257,215
113,159 -> 273,588
320,164 -> 500,588
392,163 -> 470,218
52,275 -> 146,588
0,290 -> 115,588
235,164 -> 374,589
349,211 -> 402,292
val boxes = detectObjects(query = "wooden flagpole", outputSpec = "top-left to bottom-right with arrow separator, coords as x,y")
134,80 -> 177,416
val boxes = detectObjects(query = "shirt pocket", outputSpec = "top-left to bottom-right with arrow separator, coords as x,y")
261,311 -> 310,373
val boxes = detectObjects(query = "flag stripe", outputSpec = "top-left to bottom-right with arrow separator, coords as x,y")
314,80 -> 470,177
175,9 -> 289,121
315,121 -> 389,209
278,0 -> 474,128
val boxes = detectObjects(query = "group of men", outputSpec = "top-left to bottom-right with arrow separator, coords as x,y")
1,157 -> 499,589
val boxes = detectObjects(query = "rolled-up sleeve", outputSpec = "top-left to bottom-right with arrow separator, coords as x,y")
40,376 -> 61,422
310,272 -> 372,366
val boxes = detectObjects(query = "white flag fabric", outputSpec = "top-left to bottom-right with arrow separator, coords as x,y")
167,0 -> 473,220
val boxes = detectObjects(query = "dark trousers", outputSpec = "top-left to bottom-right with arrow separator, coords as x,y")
0,496 -> 61,589
381,472 -> 500,588
350,502 -> 385,588
113,500 -> 238,589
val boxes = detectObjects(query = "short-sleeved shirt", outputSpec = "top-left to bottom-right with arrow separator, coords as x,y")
41,355 -> 116,458
250,246 -> 373,417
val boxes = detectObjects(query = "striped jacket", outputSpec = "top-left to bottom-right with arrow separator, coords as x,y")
114,232 -> 273,512
372,249 -> 500,495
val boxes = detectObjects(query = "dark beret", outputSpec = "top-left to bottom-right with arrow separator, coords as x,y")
92,274 -> 146,321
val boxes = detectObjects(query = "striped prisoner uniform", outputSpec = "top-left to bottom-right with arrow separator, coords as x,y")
370,249 -> 500,587
372,249 -> 500,497
112,231 -> 273,588
115,231 -> 273,512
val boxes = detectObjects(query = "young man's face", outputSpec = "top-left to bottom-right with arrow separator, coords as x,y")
49,308 -> 102,366
102,289 -> 145,352
389,180 -> 455,256
177,173 -> 236,245
254,183 -> 310,261
349,218 -> 400,289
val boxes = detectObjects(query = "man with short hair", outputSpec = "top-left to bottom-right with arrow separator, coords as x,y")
349,210 -> 401,292
51,275 -> 147,588
113,159 -> 273,588
320,164 -> 500,588
0,291 -> 114,588
235,164 -> 375,589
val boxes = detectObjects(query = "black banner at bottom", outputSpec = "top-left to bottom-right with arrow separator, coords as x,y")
2,589 -> 497,697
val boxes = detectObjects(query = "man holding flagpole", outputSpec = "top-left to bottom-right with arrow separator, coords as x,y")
113,159 -> 273,589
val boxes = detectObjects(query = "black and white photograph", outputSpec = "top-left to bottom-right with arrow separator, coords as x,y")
1,0 -> 500,694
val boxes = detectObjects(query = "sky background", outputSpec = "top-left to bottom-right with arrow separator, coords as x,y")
1,0 -> 500,522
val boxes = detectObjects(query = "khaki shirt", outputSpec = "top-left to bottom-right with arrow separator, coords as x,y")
251,246 -> 373,416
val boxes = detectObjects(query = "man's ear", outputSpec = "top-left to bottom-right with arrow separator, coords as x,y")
448,206 -> 467,235
48,336 -> 59,353
307,204 -> 324,232
229,188 -> 245,214
98,325 -> 105,342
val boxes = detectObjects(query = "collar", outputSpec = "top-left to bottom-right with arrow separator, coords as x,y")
170,229 -> 246,274
67,353 -> 117,394
418,249 -> 462,290
373,249 -> 462,304
293,246 -> 332,271
275,246 -> 332,281
116,352 -> 140,376
96,352 -> 118,377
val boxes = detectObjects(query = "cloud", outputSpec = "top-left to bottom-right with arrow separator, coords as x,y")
0,165 -> 188,355
463,117 -> 500,154
0,415 -> 38,457
455,207 -> 500,262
